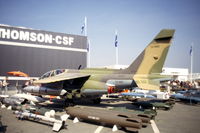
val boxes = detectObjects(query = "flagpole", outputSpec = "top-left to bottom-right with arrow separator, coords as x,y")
116,46 -> 118,65
88,39 -> 91,68
84,16 -> 91,68
190,43 -> 193,83
84,16 -> 87,36
115,30 -> 118,66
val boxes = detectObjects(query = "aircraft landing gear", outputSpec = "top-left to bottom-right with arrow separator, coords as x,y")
64,99 -> 74,107
93,97 -> 101,104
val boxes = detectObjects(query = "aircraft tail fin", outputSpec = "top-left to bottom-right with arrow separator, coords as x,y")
121,29 -> 175,75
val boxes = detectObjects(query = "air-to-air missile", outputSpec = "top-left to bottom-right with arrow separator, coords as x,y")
12,104 -> 48,113
120,92 -> 156,99
14,110 -> 68,132
2,99 -> 68,132
66,106 -> 144,132
19,104 -> 64,116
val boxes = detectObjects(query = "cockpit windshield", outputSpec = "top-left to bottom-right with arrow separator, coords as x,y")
55,69 -> 64,75
39,69 -> 65,79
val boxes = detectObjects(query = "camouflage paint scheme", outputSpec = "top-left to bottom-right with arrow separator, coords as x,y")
32,29 -> 175,100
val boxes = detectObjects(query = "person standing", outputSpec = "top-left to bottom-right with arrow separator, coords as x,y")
2,77 -> 9,94
0,80 -> 2,94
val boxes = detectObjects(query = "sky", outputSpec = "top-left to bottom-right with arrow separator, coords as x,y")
0,0 -> 200,72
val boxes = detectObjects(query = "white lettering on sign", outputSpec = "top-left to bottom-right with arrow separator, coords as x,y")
19,31 -> 29,41
55,36 -> 62,44
0,28 -> 74,46
68,37 -> 74,45
45,34 -> 52,44
37,33 -> 45,42
10,30 -> 19,40
30,32 -> 37,42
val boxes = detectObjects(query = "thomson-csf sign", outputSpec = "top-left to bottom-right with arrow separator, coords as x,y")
0,25 -> 87,52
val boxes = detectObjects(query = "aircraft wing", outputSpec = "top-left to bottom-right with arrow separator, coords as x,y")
34,73 -> 90,84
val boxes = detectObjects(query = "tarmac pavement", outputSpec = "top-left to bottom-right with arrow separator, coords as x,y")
0,100 -> 200,133
154,103 -> 200,133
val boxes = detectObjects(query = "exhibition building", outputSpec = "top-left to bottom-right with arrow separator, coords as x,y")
0,24 -> 87,77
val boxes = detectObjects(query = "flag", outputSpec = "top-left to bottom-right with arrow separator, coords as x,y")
114,31 -> 118,47
189,45 -> 193,56
81,17 -> 87,35
81,24 -> 85,34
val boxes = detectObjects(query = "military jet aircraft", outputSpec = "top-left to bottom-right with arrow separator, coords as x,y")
24,29 -> 175,104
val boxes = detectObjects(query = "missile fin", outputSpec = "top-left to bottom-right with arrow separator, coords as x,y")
61,114 -> 70,121
112,125 -> 118,132
7,106 -> 12,110
52,122 -> 63,132
73,117 -> 79,123
1,104 -> 6,108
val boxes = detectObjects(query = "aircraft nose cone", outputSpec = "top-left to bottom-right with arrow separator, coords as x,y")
23,86 -> 31,92
23,86 -> 30,92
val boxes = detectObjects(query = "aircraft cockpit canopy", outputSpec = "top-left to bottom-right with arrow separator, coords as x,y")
39,69 -> 65,79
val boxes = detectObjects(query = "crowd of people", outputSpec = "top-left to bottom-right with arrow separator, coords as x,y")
169,80 -> 200,90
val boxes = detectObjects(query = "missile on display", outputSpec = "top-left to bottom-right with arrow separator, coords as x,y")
66,106 -> 144,132
136,98 -> 176,106
21,105 -> 64,116
132,101 -> 172,110
23,86 -> 67,96
121,92 -> 156,99
14,93 -> 46,103
0,93 -> 46,108
14,110 -> 65,132
1,96 -> 25,107
171,90 -> 200,104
